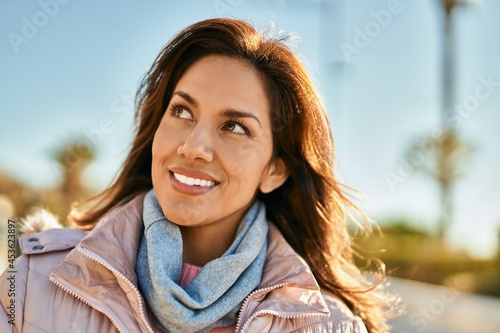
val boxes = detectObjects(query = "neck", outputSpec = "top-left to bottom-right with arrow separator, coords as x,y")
179,221 -> 239,266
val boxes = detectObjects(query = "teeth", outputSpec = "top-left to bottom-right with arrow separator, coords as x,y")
173,172 -> 216,187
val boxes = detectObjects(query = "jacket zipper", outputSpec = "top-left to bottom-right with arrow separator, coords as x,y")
235,282 -> 328,332
51,245 -> 154,333
50,275 -> 128,332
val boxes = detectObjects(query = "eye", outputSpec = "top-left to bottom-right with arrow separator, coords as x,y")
222,121 -> 250,136
170,103 -> 192,120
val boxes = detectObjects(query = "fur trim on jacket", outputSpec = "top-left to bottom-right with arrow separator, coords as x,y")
20,209 -> 63,237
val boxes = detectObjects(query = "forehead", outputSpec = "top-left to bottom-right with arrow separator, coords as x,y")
174,55 -> 270,121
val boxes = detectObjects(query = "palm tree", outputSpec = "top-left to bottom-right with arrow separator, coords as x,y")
411,0 -> 477,239
410,130 -> 473,239
45,139 -> 96,224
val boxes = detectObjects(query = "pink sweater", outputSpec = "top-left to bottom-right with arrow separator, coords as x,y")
150,263 -> 236,333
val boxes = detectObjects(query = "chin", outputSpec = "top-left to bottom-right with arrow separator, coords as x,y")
161,204 -> 207,226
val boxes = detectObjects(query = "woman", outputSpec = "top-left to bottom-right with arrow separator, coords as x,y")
1,18 -> 391,332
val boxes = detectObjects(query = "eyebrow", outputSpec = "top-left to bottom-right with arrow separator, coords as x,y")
222,109 -> 262,127
172,90 -> 262,127
173,91 -> 198,107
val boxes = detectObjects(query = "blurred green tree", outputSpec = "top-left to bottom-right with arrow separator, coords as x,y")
45,138 -> 96,225
409,130 -> 473,239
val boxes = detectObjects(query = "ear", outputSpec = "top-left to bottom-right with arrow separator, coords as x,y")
259,158 -> 289,194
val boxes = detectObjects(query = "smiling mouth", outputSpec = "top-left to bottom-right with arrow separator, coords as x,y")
171,172 -> 219,187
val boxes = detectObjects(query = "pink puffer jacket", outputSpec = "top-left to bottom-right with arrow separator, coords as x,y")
1,194 -> 367,332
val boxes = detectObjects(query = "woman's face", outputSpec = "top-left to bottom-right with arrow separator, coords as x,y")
151,55 -> 287,229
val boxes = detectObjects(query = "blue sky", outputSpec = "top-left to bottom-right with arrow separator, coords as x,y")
1,0 -> 499,258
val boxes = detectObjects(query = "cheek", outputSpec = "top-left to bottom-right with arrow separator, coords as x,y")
224,143 -> 257,176
152,122 -> 178,161
151,137 -> 162,187
151,131 -> 175,183
151,133 -> 163,167
223,142 -> 271,180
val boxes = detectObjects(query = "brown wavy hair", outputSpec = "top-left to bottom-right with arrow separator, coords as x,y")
70,18 -> 392,332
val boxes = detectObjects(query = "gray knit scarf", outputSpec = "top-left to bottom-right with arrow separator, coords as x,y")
136,190 -> 268,333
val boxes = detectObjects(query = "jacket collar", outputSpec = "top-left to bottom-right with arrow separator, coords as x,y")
77,193 -> 147,284
237,223 -> 330,327
263,223 -> 321,288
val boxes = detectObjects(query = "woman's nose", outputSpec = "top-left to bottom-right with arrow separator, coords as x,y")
176,125 -> 214,162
